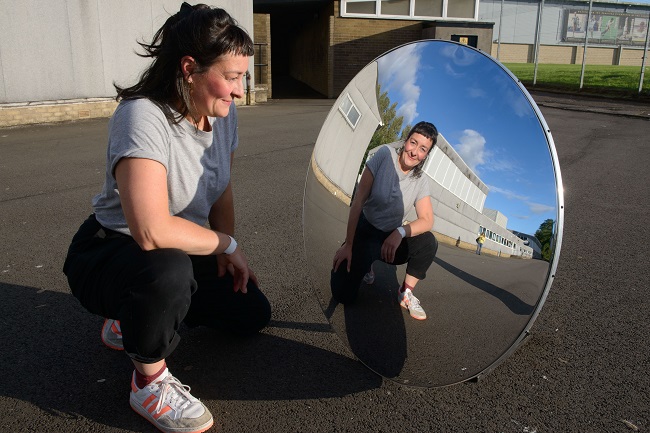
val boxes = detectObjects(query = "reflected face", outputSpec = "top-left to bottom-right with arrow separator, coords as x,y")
304,40 -> 563,387
399,132 -> 433,172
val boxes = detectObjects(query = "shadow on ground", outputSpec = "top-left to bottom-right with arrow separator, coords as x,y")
0,283 -> 380,431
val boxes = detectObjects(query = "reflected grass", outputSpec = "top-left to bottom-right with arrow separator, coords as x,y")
502,63 -> 650,98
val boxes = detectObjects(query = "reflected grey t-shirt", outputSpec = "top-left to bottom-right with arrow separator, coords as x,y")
92,98 -> 238,235
362,145 -> 430,232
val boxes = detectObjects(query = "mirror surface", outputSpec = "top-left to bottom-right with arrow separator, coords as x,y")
303,40 -> 563,387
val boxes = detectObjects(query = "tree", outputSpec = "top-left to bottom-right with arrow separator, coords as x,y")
535,218 -> 555,262
359,84 -> 407,173
400,123 -> 412,141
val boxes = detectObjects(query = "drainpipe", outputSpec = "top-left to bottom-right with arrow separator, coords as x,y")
246,71 -> 251,105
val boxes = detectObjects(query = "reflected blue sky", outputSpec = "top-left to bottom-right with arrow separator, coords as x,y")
377,41 -> 557,235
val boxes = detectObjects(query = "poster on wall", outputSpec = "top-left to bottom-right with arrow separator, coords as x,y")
564,10 -> 649,45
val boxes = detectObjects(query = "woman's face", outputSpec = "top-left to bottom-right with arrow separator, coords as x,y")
189,53 -> 249,118
399,132 -> 433,172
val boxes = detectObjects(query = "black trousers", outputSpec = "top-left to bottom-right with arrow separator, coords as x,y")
330,214 -> 438,304
63,214 -> 271,364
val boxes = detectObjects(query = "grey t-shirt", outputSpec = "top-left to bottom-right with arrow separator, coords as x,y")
92,98 -> 238,235
362,145 -> 430,232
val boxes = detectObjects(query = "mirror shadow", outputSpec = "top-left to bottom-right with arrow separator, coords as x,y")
303,40 -> 563,387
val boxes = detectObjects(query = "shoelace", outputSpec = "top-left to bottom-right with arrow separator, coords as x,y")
407,292 -> 421,309
154,375 -> 195,420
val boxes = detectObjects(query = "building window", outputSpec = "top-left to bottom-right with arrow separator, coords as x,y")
342,0 -> 478,21
339,93 -> 361,129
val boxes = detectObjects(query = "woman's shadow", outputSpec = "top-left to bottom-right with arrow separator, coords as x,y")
326,260 -> 408,379
0,283 -> 381,431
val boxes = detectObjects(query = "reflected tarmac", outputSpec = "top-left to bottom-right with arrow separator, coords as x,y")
304,163 -> 549,386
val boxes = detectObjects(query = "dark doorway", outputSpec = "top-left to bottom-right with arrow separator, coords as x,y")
254,0 -> 329,98
451,34 -> 479,48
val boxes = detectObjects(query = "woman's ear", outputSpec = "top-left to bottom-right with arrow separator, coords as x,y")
180,56 -> 197,81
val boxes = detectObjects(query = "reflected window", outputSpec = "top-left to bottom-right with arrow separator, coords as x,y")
339,93 -> 362,129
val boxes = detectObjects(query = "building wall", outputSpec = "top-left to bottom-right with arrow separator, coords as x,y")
0,0 -> 254,104
288,4 -> 332,97
491,42 -> 647,66
331,1 -> 423,98
253,13 -> 272,98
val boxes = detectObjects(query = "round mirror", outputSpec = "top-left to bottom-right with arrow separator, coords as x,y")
303,39 -> 564,387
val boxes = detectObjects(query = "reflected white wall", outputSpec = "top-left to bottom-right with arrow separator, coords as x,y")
313,61 -> 382,198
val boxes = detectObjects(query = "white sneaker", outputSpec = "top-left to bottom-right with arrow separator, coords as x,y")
397,288 -> 427,320
130,368 -> 213,433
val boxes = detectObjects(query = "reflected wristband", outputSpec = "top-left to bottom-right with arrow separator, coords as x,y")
224,235 -> 238,255
396,226 -> 406,238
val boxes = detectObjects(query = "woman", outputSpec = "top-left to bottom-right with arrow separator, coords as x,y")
331,122 -> 439,321
63,4 -> 270,433
476,232 -> 486,255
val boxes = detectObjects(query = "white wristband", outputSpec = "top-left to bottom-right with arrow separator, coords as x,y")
223,235 -> 237,255
396,226 -> 406,238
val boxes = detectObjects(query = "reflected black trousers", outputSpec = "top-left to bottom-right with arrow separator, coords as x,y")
330,214 -> 438,304
63,214 -> 271,364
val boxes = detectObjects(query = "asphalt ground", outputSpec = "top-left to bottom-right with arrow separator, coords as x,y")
0,94 -> 648,432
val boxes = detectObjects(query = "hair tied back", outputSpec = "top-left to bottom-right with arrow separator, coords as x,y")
179,2 -> 193,18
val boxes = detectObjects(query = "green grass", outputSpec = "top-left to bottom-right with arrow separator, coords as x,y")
502,63 -> 650,99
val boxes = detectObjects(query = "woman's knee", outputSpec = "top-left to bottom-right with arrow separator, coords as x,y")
419,231 -> 438,257
136,249 -> 196,300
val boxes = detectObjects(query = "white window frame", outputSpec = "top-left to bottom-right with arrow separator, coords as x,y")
338,93 -> 362,129
341,0 -> 479,22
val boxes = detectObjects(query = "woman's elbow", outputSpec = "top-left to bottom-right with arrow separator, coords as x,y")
131,228 -> 160,251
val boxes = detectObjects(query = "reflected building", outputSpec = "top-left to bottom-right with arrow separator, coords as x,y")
311,57 -> 533,259
511,230 -> 543,259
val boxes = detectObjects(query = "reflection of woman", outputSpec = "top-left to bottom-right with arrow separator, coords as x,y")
476,232 -> 486,255
331,122 -> 439,320
63,4 -> 270,432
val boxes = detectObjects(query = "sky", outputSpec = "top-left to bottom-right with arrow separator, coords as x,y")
377,41 -> 558,236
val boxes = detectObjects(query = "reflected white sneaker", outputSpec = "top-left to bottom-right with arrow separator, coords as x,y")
101,319 -> 124,351
362,263 -> 375,284
130,368 -> 213,433
397,288 -> 427,320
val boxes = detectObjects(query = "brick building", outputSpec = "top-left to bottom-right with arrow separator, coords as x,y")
254,0 -> 650,98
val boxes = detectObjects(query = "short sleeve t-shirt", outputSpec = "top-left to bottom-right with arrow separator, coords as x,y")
362,145 -> 430,232
92,98 -> 238,235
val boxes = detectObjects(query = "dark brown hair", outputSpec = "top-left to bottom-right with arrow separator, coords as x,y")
114,3 -> 254,123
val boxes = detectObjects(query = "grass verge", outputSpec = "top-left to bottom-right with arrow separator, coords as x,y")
502,63 -> 650,100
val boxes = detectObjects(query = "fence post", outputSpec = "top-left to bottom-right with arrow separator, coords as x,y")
639,12 -> 650,94
579,0 -> 593,90
533,0 -> 545,85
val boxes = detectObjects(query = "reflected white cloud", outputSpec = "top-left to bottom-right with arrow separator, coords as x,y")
527,202 -> 555,214
488,185 -> 529,201
377,44 -> 423,124
493,74 -> 532,118
454,129 -> 487,172
468,87 -> 487,98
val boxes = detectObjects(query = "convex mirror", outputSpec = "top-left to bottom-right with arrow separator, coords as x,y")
303,40 -> 564,387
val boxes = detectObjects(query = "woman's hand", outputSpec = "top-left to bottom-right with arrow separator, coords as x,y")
381,230 -> 403,263
333,243 -> 353,272
220,247 -> 258,294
